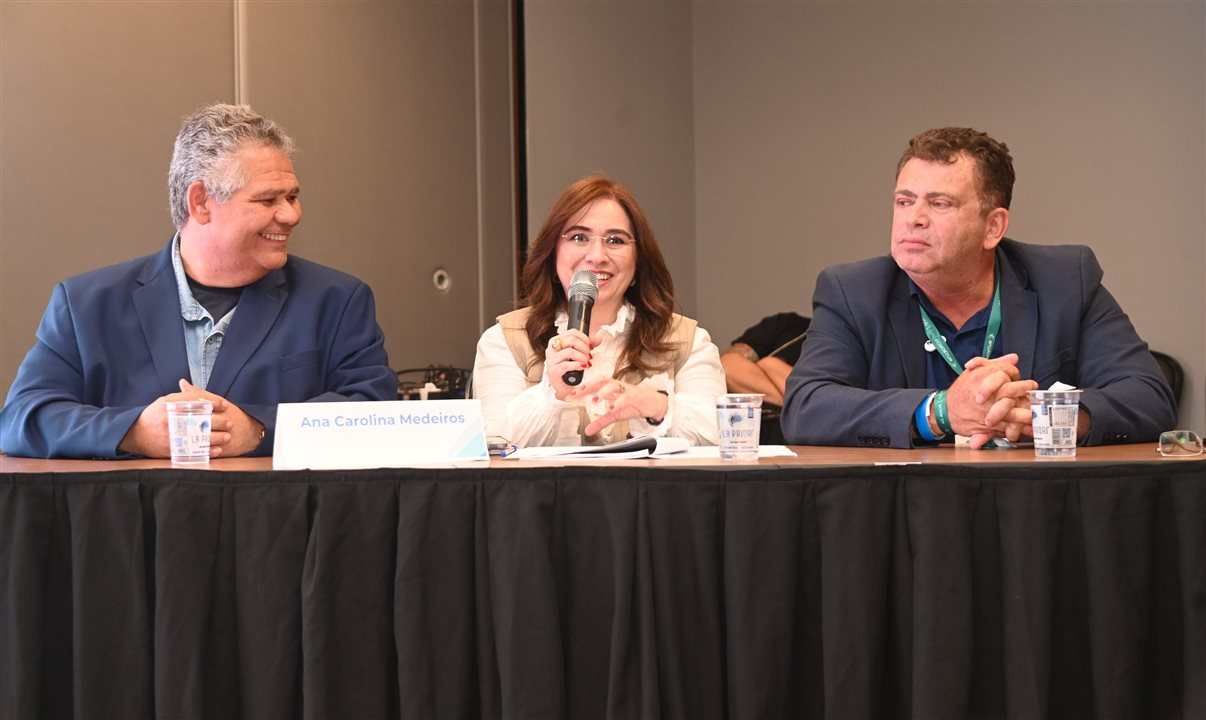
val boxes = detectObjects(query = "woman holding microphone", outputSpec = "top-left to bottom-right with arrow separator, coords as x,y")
472,176 -> 725,447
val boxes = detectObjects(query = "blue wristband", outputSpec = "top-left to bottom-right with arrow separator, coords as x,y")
914,392 -> 941,442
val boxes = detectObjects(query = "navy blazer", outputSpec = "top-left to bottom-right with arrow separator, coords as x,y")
1,240 -> 397,458
781,239 -> 1176,448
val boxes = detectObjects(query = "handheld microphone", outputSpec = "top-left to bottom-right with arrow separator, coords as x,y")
562,270 -> 598,386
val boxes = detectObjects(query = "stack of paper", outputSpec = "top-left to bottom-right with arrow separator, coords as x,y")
505,436 -> 689,460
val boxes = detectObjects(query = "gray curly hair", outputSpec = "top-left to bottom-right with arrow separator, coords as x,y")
168,103 -> 295,230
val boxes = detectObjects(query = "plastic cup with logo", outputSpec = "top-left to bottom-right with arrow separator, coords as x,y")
166,400 -> 213,465
716,393 -> 763,461
1027,389 -> 1082,458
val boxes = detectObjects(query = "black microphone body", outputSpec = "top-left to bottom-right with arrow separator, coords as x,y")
562,271 -> 598,386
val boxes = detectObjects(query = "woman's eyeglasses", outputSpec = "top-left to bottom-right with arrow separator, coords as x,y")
560,232 -> 635,252
1156,430 -> 1203,457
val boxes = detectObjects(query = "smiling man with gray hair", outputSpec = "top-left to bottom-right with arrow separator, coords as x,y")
0,103 -> 396,458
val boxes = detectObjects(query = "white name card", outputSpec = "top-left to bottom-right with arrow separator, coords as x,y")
272,399 -> 489,470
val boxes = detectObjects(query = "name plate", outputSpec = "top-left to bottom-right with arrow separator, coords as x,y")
272,399 -> 488,470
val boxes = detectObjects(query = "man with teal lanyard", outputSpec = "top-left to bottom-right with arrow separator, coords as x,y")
914,270 -> 1008,447
780,127 -> 1175,449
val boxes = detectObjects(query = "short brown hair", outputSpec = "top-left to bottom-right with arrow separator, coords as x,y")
520,176 -> 678,378
895,127 -> 1014,213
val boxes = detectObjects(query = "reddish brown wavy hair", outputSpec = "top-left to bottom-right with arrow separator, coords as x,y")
520,176 -> 677,378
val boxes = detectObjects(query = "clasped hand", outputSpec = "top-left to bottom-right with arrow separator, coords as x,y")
544,329 -> 669,437
118,379 -> 265,458
946,353 -> 1038,449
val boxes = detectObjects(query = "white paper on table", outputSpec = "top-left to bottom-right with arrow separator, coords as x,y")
506,435 -> 689,460
678,445 -> 797,459
506,441 -> 797,461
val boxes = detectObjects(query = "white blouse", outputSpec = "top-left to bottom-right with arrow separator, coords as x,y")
472,303 -> 725,447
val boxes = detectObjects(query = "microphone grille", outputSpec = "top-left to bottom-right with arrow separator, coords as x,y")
568,270 -> 598,301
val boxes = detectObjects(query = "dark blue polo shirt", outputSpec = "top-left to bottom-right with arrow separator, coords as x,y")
908,265 -> 1004,391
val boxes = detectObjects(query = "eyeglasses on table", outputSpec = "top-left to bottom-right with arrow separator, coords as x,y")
1156,430 -> 1203,457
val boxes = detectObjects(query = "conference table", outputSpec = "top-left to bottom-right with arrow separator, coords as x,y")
2,445 -> 1203,719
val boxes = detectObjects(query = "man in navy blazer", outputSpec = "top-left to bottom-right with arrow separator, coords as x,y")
0,104 -> 396,458
781,127 -> 1175,449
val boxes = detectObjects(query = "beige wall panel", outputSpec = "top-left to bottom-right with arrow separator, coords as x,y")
476,0 -> 520,324
1,0 -> 235,403
692,1 -> 1205,431
524,0 -> 698,315
241,0 -> 488,376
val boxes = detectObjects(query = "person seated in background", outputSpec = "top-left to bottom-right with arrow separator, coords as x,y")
721,312 -> 810,445
720,312 -> 811,407
0,103 -> 396,459
781,126 -> 1175,449
473,176 -> 725,447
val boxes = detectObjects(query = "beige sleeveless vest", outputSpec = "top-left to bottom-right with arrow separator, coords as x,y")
493,307 -> 697,442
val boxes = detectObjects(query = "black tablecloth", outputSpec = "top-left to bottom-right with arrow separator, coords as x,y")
2,462 -> 1204,719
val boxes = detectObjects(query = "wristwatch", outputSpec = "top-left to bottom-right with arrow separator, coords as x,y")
646,390 -> 669,425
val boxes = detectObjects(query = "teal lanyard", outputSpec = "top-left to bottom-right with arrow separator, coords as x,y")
917,281 -> 1001,376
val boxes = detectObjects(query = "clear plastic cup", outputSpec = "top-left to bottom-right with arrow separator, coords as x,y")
166,400 -> 213,465
1027,389 -> 1082,458
716,393 -> 763,461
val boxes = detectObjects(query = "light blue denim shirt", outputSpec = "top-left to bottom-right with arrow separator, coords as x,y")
171,233 -> 235,390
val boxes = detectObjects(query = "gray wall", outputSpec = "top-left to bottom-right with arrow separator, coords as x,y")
0,0 -> 516,405
524,0 -> 698,313
528,0 -> 1206,432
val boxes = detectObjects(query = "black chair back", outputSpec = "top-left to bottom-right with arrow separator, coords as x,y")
760,404 -> 786,445
1151,350 -> 1184,411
